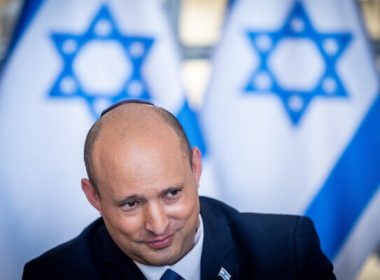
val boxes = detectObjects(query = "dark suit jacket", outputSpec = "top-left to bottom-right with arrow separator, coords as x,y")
23,196 -> 335,279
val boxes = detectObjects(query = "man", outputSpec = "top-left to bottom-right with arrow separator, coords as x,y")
23,100 -> 335,279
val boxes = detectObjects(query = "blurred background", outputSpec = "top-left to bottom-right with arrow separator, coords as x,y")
2,0 -> 380,108
0,0 -> 379,279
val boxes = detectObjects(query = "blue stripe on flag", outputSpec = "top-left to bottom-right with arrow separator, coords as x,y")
176,100 -> 207,156
0,0 -> 43,73
227,0 -> 238,10
305,94 -> 380,260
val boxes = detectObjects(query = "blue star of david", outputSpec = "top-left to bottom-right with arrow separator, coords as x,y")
49,5 -> 154,119
244,1 -> 352,125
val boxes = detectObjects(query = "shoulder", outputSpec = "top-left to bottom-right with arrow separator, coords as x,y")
200,197 -> 335,279
200,196 -> 239,216
234,211 -> 314,238
230,211 -> 318,253
200,195 -> 308,234
23,218 -> 105,280
200,196 -> 318,250
234,212 -> 334,278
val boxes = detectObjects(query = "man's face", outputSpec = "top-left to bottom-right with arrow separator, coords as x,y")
83,119 -> 201,266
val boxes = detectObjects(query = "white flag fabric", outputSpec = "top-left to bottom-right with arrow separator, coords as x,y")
202,0 -> 380,279
0,1 -> 207,279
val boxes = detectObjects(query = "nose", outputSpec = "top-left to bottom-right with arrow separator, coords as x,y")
144,201 -> 169,235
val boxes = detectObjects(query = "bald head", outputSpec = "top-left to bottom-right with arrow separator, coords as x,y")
83,102 -> 192,190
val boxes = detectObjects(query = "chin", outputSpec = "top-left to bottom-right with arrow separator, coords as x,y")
142,248 -> 182,266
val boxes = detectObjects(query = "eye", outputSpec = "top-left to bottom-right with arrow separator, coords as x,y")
122,200 -> 140,211
168,189 -> 179,197
163,187 -> 183,200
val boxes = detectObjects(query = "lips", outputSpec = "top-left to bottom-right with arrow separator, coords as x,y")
145,234 -> 174,250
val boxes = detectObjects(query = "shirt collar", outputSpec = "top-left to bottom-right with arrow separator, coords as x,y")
135,215 -> 204,280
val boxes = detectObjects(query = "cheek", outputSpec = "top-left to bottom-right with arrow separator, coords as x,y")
170,193 -> 199,224
103,208 -> 144,239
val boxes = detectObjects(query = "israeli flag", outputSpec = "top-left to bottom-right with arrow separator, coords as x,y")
202,0 -> 380,279
0,1 -> 207,279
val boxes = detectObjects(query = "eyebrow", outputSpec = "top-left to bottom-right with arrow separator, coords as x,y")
112,185 -> 184,206
160,185 -> 184,196
112,194 -> 144,207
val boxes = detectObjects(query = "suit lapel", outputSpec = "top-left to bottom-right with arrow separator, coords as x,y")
99,224 -> 146,279
200,198 -> 240,279
96,199 -> 242,279
200,236 -> 240,279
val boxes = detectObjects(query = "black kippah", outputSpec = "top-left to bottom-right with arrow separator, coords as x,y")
100,99 -> 154,118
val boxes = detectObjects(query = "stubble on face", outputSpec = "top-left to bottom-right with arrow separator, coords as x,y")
90,104 -> 201,265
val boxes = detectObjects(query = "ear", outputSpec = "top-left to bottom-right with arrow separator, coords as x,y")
191,147 -> 202,187
81,178 -> 102,214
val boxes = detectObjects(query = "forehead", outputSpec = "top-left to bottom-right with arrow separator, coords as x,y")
98,104 -> 181,146
92,106 -> 189,195
96,106 -> 182,154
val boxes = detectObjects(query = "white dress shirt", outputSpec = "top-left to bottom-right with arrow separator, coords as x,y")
135,215 -> 204,280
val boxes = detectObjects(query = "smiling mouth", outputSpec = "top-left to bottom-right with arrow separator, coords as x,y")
145,234 -> 174,250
